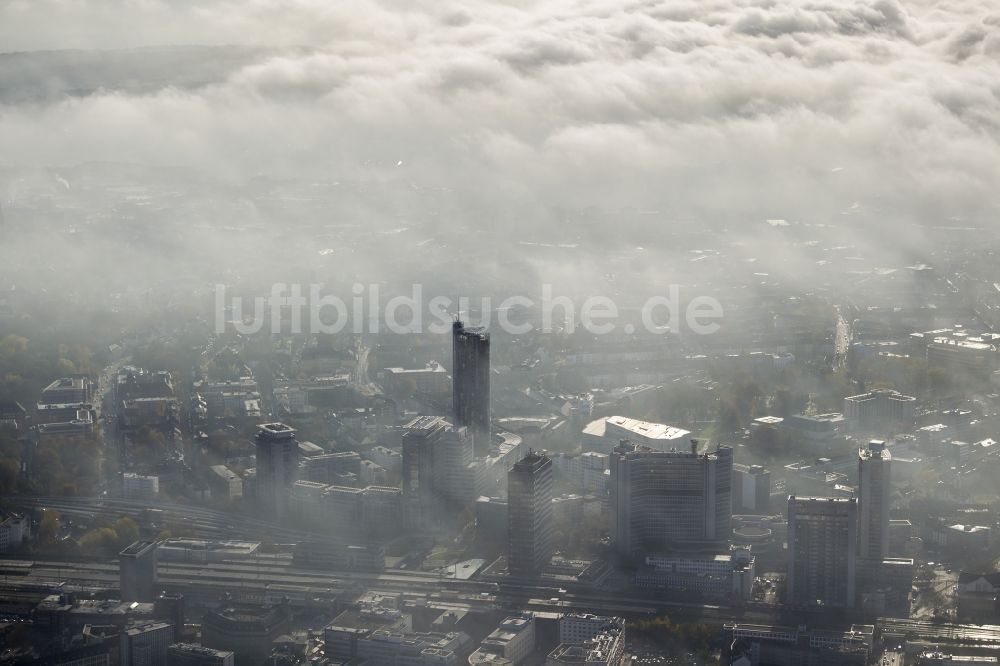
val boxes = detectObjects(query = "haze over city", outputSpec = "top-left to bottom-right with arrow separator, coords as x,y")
1,1 -> 1000,666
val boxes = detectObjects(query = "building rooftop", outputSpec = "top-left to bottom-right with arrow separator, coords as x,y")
586,415 -> 690,442
120,540 -> 157,557
859,439 -> 892,461
168,644 -> 234,659
258,422 -> 296,437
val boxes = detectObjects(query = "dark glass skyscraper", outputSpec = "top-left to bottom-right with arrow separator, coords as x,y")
452,320 -> 491,455
858,439 -> 891,561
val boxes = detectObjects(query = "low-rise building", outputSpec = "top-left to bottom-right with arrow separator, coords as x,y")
167,643 -> 235,666
581,416 -> 689,453
546,614 -> 625,666
633,547 -> 755,602
156,539 -> 259,563
723,623 -> 873,666
0,511 -> 30,553
123,473 -> 160,500
546,635 -> 624,666
471,615 -> 536,665
207,465 -> 243,500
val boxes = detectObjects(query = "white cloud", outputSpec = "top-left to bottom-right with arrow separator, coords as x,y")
0,0 -> 997,233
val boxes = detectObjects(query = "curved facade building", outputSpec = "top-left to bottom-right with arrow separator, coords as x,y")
609,439 -> 732,560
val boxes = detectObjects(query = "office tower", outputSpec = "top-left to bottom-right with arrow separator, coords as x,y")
508,452 -> 554,575
435,424 -> 475,506
452,320 -> 491,455
732,463 -> 772,515
402,416 -> 447,526
154,593 -> 185,635
401,416 -> 475,526
609,440 -> 732,560
786,496 -> 857,608
120,540 -> 158,603
858,439 -> 891,561
254,423 -> 299,520
120,621 -> 175,666
167,644 -> 235,666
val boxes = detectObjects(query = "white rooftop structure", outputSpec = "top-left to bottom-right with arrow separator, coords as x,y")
582,415 -> 690,452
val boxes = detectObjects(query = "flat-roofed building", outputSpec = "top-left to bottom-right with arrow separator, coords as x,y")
858,440 -> 891,561
471,615 -> 535,665
633,546 -> 755,601
156,539 -> 258,563
723,623 -> 873,666
120,540 -> 158,603
123,473 -> 160,500
207,465 -> 242,500
253,423 -> 299,520
733,464 -> 771,515
582,416 -> 689,454
610,440 -> 732,559
167,644 -> 234,666
508,453 -> 555,575
383,361 -> 450,396
453,321 -> 491,455
844,389 -> 915,430
120,621 -> 174,666
786,496 -> 857,608
40,377 -> 91,405
201,605 -> 292,666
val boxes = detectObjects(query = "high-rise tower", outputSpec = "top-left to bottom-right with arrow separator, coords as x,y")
786,496 -> 857,608
254,423 -> 299,520
858,439 -> 891,561
609,439 -> 732,560
508,452 -> 554,575
452,320 -> 491,455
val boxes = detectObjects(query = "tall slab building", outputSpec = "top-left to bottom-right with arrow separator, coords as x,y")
858,439 -> 891,561
508,452 -> 555,575
254,423 -> 300,520
452,320 -> 491,455
609,439 -> 732,560
786,496 -> 857,608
